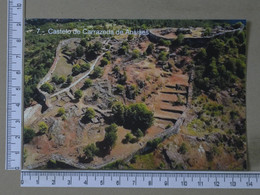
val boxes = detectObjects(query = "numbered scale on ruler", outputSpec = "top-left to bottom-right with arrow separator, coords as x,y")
6,0 -> 23,170
21,171 -> 260,189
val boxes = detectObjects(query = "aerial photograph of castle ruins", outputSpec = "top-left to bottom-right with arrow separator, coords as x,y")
23,19 -> 247,170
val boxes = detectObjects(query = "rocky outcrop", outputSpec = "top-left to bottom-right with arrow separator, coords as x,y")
47,118 -> 66,146
163,148 -> 186,169
24,104 -> 42,126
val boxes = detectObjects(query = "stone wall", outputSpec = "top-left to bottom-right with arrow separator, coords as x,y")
148,27 -> 243,47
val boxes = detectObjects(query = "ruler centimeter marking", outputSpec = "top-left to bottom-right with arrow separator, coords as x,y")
6,0 -> 23,170
21,171 -> 260,188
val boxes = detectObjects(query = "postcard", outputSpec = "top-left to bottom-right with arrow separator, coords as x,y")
23,19 -> 247,170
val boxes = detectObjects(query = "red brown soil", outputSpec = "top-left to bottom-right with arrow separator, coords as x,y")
25,36 -> 191,169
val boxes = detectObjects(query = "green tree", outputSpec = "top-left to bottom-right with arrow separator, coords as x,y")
236,59 -> 246,79
226,57 -> 236,72
132,49 -> 140,59
159,38 -> 171,46
38,121 -> 48,134
85,107 -> 95,121
76,45 -> 84,57
178,143 -> 188,154
112,101 -> 126,125
118,41 -> 129,55
72,64 -> 81,75
208,57 -> 219,78
122,41 -> 129,47
129,137 -> 139,143
40,82 -> 54,93
158,51 -> 168,61
237,31 -> 246,44
126,84 -> 138,99
57,107 -> 65,116
125,103 -> 154,132
204,27 -> 212,36
101,57 -> 109,66
203,77 -> 210,90
74,89 -> 83,99
207,38 -> 225,58
118,45 -> 128,55
81,63 -> 90,72
196,48 -> 207,61
85,44 -> 97,60
175,33 -> 184,45
113,65 -> 120,74
104,51 -> 111,60
146,43 -> 154,55
80,39 -> 87,47
52,75 -> 59,84
135,128 -> 144,138
233,22 -> 243,29
83,143 -> 99,161
159,38 -> 164,45
116,84 -> 124,94
66,75 -> 73,84
147,138 -> 162,149
92,66 -> 103,78
165,40 -> 171,46
227,38 -> 236,48
93,41 -> 102,53
24,127 -> 35,144
117,71 -> 127,85
53,75 -> 66,84
58,75 -> 66,84
104,123 -> 118,150
127,34 -> 134,41
124,133 -> 133,143
105,123 -> 117,133
84,78 -> 92,88
70,51 -> 77,62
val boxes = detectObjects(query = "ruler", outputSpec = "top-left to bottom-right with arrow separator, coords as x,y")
6,0 -> 24,170
21,170 -> 260,189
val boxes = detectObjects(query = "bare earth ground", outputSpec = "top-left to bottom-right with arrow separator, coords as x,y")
24,33 -> 192,169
